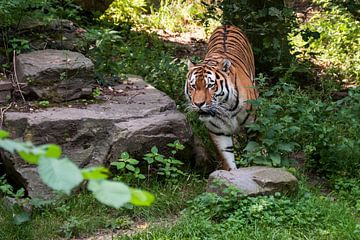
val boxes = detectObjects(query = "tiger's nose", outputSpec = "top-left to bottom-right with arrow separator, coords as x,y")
194,102 -> 205,108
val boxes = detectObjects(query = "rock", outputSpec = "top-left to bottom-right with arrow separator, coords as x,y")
207,167 -> 298,196
2,76 -> 193,199
0,80 -> 13,104
17,18 -> 86,51
192,135 -> 215,174
15,49 -> 95,102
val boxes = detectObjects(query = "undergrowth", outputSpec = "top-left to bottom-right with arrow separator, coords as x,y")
120,179 -> 360,240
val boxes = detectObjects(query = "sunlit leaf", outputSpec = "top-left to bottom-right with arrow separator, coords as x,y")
0,130 -> 9,139
18,151 -> 39,164
129,188 -> 155,206
81,167 -> 110,180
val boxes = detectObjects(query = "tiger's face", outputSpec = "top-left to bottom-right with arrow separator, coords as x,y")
185,59 -> 233,119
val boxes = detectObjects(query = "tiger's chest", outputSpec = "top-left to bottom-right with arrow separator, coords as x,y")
200,105 -> 249,136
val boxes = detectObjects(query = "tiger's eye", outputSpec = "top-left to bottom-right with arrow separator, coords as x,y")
208,83 -> 215,89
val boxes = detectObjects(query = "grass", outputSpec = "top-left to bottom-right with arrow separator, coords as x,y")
0,175 -> 206,240
3,173 -> 359,240
118,176 -> 360,240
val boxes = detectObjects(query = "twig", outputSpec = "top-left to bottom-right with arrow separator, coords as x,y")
12,50 -> 26,103
126,92 -> 142,104
0,102 -> 13,128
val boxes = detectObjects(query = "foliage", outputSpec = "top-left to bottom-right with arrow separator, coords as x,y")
0,175 -> 24,199
205,0 -> 298,79
111,140 -> 185,182
100,0 -> 147,27
111,152 -> 146,181
125,181 -> 359,239
85,28 -> 126,85
290,0 -> 360,84
0,175 -> 204,239
332,177 -> 360,213
0,130 -> 154,209
147,0 -> 207,32
85,28 -> 188,103
239,78 -> 360,177
101,0 -> 207,32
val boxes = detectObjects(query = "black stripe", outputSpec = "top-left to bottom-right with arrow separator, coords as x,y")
209,120 -> 220,129
208,129 -> 231,136
229,92 -> 239,111
225,145 -> 234,151
240,113 -> 250,125
223,149 -> 234,153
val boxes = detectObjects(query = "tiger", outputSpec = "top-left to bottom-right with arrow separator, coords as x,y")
185,25 -> 258,171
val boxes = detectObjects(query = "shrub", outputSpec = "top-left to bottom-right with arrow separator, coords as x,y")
240,78 -> 360,177
290,0 -> 360,84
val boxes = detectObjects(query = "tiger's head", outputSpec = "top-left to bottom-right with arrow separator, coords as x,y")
185,59 -> 234,118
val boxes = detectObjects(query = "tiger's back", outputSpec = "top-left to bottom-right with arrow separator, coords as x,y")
185,25 -> 258,170
205,25 -> 257,109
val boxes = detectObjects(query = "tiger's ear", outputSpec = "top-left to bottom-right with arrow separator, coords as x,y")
188,59 -> 195,69
220,59 -> 231,73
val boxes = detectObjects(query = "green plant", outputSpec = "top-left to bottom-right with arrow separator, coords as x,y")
92,87 -> 102,98
238,77 -> 360,177
143,141 -> 185,179
0,130 -> 154,210
85,28 -> 126,85
59,216 -> 84,239
100,0 -> 147,27
290,0 -> 360,84
148,0 -> 207,32
8,38 -> 30,54
111,141 -> 185,183
38,100 -> 50,108
111,152 -> 146,182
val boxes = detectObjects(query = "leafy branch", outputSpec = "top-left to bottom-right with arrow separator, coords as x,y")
0,130 -> 154,208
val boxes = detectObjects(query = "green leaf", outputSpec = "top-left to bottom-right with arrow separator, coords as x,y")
143,156 -> 154,164
137,174 -> 146,180
126,164 -> 135,171
128,159 -> 139,165
18,151 -> 40,164
129,188 -> 155,206
81,167 -> 110,180
38,157 -> 83,195
277,143 -> 294,152
270,153 -> 282,166
13,211 -> 31,225
42,144 -> 62,158
111,162 -> 126,169
244,141 -> 259,152
0,130 -> 9,139
0,139 -> 27,154
87,180 -> 131,209
151,146 -> 158,154
120,152 -> 130,160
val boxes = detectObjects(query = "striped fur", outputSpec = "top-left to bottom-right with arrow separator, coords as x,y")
185,25 -> 258,170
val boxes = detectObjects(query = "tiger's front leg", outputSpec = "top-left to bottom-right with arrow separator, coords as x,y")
209,132 -> 236,170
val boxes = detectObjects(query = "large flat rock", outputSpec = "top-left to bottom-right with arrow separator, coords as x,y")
2,76 -> 193,199
16,49 -> 95,102
207,167 -> 298,196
